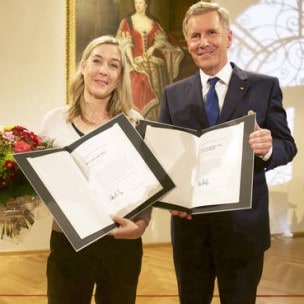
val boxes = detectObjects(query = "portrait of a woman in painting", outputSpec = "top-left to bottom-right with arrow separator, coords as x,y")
116,0 -> 184,120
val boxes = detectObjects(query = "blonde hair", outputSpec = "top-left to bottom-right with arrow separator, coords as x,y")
67,35 -> 133,122
182,1 -> 231,38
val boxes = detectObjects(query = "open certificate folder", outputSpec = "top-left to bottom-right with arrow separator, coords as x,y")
137,114 -> 255,214
14,114 -> 174,251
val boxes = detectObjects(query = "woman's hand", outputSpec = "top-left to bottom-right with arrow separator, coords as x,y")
146,46 -> 155,57
109,215 -> 148,239
170,210 -> 192,220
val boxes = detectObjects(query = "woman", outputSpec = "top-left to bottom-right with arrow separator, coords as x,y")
40,35 -> 151,304
116,0 -> 184,120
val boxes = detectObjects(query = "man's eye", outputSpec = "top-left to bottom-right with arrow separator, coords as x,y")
190,34 -> 200,40
208,30 -> 218,35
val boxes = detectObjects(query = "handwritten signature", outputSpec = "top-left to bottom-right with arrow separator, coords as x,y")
198,178 -> 209,187
109,189 -> 124,201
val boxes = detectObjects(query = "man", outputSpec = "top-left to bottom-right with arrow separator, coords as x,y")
159,1 -> 297,303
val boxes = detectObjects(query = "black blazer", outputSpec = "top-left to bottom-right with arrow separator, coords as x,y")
159,63 -> 297,258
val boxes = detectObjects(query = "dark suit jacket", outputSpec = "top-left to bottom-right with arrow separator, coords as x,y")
159,63 -> 297,258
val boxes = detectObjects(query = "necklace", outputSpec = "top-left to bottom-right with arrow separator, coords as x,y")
82,101 -> 110,126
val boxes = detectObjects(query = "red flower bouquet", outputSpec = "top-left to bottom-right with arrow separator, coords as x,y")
0,125 -> 52,239
0,125 -> 52,205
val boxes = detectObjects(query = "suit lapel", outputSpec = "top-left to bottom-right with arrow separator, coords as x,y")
219,65 -> 249,123
185,72 -> 209,129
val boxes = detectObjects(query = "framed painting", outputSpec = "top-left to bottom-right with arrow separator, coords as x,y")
66,0 -> 197,120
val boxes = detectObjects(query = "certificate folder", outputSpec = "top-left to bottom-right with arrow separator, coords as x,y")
136,114 -> 255,215
14,114 -> 175,251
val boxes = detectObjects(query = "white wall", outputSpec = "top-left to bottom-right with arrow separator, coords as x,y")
0,0 -> 303,252
0,0 -> 65,252
0,0 -> 66,130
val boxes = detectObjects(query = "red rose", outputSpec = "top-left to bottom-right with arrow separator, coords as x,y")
4,160 -> 17,171
14,140 -> 32,152
0,178 -> 9,189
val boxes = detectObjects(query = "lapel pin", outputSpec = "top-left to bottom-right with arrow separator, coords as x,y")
240,86 -> 244,91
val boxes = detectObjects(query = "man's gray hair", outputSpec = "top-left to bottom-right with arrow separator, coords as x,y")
182,1 -> 231,38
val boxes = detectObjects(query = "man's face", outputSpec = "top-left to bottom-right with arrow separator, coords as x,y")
186,11 -> 232,76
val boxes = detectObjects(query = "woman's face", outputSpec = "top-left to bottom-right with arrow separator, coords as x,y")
134,0 -> 147,14
81,43 -> 122,101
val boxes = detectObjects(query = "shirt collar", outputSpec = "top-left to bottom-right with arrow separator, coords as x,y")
199,62 -> 233,87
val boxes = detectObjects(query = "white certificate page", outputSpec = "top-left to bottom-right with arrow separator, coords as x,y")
192,123 -> 244,206
28,123 -> 162,239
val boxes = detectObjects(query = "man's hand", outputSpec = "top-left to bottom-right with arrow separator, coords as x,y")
248,110 -> 272,158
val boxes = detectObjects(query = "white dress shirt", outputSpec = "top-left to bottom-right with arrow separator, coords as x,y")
200,62 -> 233,113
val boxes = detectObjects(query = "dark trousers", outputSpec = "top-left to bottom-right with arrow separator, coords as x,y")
47,231 -> 142,304
171,216 -> 264,304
